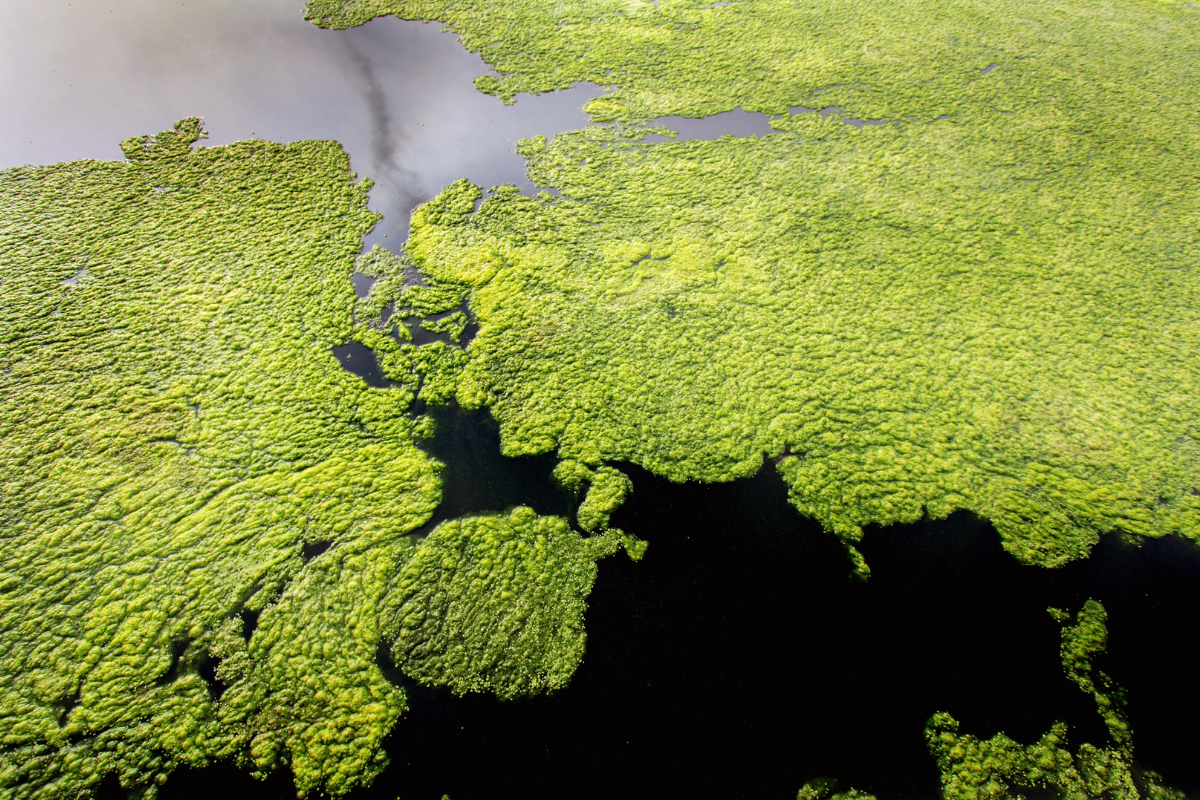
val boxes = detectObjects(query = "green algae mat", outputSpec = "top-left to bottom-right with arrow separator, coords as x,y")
315,0 -> 1200,574
4,0 -> 1200,796
0,122 -> 624,797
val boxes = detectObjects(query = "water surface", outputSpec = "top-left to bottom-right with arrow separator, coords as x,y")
158,406 -> 1200,800
0,0 -> 603,247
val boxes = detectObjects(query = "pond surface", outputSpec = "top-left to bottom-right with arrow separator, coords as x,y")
10,3 -> 1200,798
643,105 -> 888,143
0,0 -> 601,247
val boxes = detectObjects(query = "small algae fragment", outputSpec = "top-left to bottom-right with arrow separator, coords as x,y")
1060,600 -> 1110,696
576,466 -> 632,533
550,460 -> 639,538
615,528 -> 649,561
927,602 -> 1182,799
348,244 -> 473,405
0,122 -> 441,797
797,777 -> 876,800
388,507 -> 620,700
552,458 -> 596,493
1047,607 -> 1071,624
420,310 -> 469,344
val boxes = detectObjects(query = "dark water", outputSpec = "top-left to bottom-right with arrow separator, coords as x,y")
408,404 -> 572,536
332,340 -> 391,389
160,406 -> 1200,800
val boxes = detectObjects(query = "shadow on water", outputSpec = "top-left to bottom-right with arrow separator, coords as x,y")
162,406 -> 1200,800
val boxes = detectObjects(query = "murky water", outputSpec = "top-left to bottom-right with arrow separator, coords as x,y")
0,0 -> 603,247
644,105 -> 887,143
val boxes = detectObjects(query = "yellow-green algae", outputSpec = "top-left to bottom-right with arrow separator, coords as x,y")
305,0 -> 1199,124
348,245 -> 472,403
307,0 -> 1200,572
796,777 -> 877,800
0,123 -> 639,796
0,120 -> 576,798
926,602 -> 1184,799
0,119 -> 437,796
387,507 -> 625,700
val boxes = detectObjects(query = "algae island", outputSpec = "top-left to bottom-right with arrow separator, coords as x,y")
3,0 -> 1200,796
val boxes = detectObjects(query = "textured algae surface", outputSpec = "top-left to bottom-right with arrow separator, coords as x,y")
0,121 -> 489,799
0,119 -> 439,797
388,506 -> 623,700
927,601 -> 1184,799
0,121 -> 633,798
7,0 -> 1200,794
313,0 -> 1200,571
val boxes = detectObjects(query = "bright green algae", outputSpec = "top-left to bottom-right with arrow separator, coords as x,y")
0,120 -> 442,797
387,507 -> 624,700
926,602 -> 1183,799
396,117 -> 1200,571
0,123 -> 621,798
305,0 -> 1200,571
306,0 -> 1199,124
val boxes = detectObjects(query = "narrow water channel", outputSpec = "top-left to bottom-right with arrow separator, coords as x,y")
157,405 -> 1200,800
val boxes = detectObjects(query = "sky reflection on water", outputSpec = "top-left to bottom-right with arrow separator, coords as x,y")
0,0 -> 603,248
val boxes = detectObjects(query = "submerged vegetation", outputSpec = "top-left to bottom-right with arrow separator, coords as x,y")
313,0 -> 1200,573
927,602 -> 1183,799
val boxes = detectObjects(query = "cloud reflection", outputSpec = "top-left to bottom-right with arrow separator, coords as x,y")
0,0 -> 603,248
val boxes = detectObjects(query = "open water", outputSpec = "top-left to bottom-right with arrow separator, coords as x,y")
0,0 -> 601,247
8,1 -> 1200,797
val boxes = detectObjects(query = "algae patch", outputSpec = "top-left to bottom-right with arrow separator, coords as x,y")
0,122 -> 642,797
927,602 -> 1184,799
388,507 -> 625,700
309,0 -> 1200,572
0,121 -> 444,798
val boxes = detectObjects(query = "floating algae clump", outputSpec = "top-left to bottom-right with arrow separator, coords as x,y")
796,777 -> 877,800
926,602 -> 1184,799
0,120 -> 443,797
314,0 -> 1200,570
388,507 -> 624,701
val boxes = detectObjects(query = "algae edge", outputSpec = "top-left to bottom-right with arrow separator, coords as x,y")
927,601 -> 1185,799
311,0 -> 1200,573
0,121 -> 628,799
